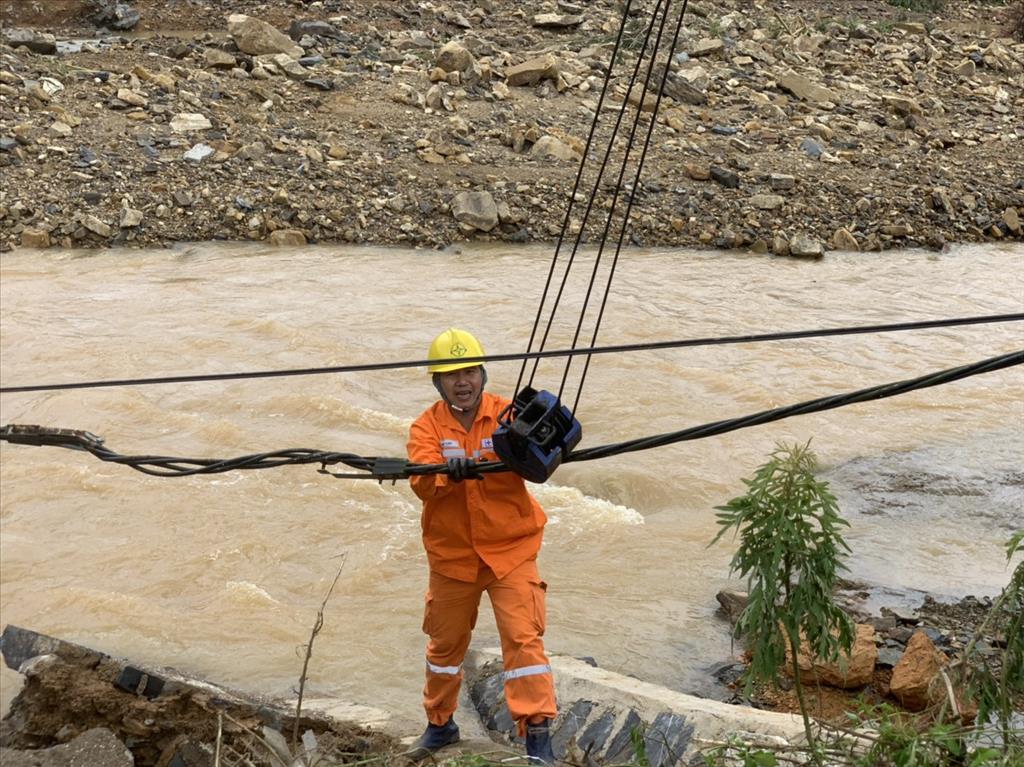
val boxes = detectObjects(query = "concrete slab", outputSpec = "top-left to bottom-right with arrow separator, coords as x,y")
466,648 -> 807,765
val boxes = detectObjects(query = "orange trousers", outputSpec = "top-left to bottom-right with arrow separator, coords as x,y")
422,557 -> 557,735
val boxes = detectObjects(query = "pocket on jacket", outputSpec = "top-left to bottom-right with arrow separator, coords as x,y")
422,592 -> 434,636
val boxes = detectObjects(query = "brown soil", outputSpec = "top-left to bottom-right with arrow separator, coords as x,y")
0,654 -> 394,766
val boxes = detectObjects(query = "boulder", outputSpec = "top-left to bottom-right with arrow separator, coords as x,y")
533,13 -> 583,29
170,113 -> 212,133
530,136 -> 580,162
288,20 -> 343,41
255,53 -> 310,81
749,194 -> 784,211
81,215 -> 112,238
1,28 -> 57,55
183,143 -> 214,162
204,48 -> 237,69
890,629 -> 947,711
831,228 -> 860,251
0,728 -> 133,767
227,14 -> 304,59
715,589 -> 748,623
1003,207 -> 1021,235
776,72 -> 837,103
19,229 -> 50,249
120,208 -> 144,228
788,232 -> 824,258
269,229 -> 307,247
690,38 -> 725,57
451,191 -> 499,232
436,41 -> 474,73
770,174 -> 796,191
93,2 -> 140,31
793,623 -> 877,689
505,55 -> 560,87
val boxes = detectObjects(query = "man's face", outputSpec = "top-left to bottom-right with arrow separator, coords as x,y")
439,366 -> 484,410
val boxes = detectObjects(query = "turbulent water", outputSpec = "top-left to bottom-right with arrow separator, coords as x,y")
1,242 -> 1021,725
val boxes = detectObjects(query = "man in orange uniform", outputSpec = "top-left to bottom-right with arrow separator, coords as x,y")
406,328 -> 557,764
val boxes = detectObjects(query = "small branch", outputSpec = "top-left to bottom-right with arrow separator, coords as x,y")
293,555 -> 348,751
214,710 -> 223,766
937,667 -> 961,721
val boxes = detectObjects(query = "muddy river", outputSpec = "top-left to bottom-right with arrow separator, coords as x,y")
1,242 -> 1021,726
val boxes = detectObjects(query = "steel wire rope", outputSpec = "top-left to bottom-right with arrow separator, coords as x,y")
559,0 -> 691,410
523,0 -> 669,390
513,0 -> 638,396
3,349 -> 1020,478
1,313 -> 1021,394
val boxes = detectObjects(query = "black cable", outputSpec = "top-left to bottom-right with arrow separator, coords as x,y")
555,0 -> 678,402
568,348 -> 1024,462
564,0 -> 691,411
514,0 -> 637,395
527,0 -> 668,389
1,313 -> 1020,394
4,349 -> 1020,478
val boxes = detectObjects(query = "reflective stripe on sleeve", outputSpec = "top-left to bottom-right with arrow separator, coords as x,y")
503,663 -> 552,682
426,659 -> 462,675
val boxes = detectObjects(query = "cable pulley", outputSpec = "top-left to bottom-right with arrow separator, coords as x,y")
493,387 -> 583,483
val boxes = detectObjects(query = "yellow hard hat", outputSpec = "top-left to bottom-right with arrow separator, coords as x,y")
427,328 -> 485,374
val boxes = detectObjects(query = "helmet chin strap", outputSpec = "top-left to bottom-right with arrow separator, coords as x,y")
433,368 -> 487,413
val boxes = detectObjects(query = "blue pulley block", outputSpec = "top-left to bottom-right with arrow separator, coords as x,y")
493,386 -> 582,483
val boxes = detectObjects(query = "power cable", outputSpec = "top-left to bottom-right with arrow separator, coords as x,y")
3,348 -> 1020,479
563,0 -> 692,412
555,0 -> 681,402
514,0 -> 638,395
524,0 -> 667,390
1,313 -> 1020,394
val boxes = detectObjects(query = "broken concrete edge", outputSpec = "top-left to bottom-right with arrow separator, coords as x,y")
0,624 -> 392,735
466,647 -> 809,761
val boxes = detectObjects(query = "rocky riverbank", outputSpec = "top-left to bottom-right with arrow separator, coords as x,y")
0,0 -> 1022,254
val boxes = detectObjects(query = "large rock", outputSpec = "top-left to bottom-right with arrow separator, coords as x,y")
435,41 -> 474,73
789,232 -> 824,258
505,55 -> 560,87
1,28 -> 57,55
451,191 -> 499,232
227,14 -> 304,59
530,135 -> 580,162
170,113 -> 212,132
1,728 -> 133,767
793,623 -> 877,689
269,229 -> 307,247
93,2 -> 141,31
890,629 -> 947,711
204,48 -> 237,68
776,71 -> 837,103
20,229 -> 51,249
533,13 -> 583,29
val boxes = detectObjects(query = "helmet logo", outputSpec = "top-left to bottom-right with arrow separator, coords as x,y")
450,343 -> 467,357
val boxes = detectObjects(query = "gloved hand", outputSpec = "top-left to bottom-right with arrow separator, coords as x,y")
446,457 -> 480,482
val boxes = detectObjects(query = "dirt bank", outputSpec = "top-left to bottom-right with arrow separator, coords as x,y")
0,0 -> 1021,253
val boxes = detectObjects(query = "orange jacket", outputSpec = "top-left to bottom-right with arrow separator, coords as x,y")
408,392 -> 547,582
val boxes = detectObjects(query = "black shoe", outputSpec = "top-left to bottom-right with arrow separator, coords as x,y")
408,717 -> 460,759
525,719 -> 556,765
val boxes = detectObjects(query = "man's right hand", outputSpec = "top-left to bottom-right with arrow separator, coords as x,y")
446,457 -> 480,482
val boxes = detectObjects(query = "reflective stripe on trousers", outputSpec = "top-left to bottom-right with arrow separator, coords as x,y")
422,557 -> 557,735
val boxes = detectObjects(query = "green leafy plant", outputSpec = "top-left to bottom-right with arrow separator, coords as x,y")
712,441 -> 855,757
953,531 -> 1024,749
